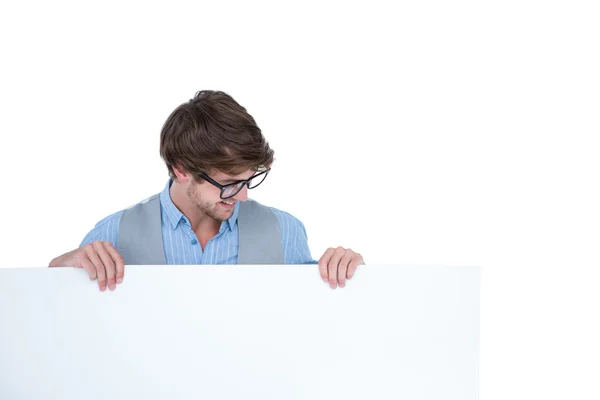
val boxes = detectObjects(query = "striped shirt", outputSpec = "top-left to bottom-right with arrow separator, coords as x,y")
80,180 -> 317,265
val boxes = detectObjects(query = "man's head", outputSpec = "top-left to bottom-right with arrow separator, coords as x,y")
160,90 -> 274,221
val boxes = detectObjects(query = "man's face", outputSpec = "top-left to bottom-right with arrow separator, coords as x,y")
186,169 -> 254,222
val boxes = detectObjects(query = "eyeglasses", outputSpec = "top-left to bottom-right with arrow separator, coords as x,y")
199,169 -> 270,199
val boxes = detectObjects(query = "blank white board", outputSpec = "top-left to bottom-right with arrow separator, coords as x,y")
0,265 -> 479,399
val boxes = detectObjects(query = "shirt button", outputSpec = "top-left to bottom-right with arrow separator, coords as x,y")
191,239 -> 198,245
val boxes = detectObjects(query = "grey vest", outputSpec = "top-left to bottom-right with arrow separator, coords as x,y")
116,194 -> 284,265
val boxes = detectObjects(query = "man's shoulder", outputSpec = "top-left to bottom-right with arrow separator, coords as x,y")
262,204 -> 307,234
80,209 -> 126,248
242,199 -> 305,226
267,206 -> 302,223
80,192 -> 163,248
92,209 -> 126,229
93,194 -> 160,229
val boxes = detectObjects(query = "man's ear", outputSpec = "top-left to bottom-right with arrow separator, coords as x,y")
172,164 -> 192,183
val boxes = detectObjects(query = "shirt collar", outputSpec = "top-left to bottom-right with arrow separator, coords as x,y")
160,179 -> 240,232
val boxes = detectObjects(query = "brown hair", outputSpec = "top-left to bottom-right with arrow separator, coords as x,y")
159,90 -> 274,181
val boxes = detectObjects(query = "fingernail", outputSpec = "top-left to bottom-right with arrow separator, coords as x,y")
117,277 -> 123,284
339,283 -> 345,288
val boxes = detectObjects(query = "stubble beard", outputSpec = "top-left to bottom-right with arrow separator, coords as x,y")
187,184 -> 231,222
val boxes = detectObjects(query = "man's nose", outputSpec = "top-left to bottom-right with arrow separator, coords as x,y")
233,185 -> 248,202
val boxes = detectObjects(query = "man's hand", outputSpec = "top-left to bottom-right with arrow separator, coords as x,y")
49,241 -> 125,292
318,247 -> 364,289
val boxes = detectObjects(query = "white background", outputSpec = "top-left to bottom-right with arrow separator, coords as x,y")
0,1 -> 598,399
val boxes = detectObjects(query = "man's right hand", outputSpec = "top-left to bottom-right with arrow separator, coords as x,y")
49,241 -> 125,292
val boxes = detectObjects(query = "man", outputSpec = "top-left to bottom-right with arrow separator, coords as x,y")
49,90 -> 364,291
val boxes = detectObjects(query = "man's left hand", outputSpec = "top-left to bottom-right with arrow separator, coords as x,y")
318,247 -> 364,289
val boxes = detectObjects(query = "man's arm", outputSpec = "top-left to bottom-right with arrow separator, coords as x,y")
271,208 -> 317,265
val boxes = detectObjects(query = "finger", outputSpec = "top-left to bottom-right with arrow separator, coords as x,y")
84,244 -> 107,292
337,251 -> 354,288
104,242 -> 125,284
347,253 -> 364,280
318,248 -> 336,283
327,247 -> 346,289
94,241 -> 116,291
79,256 -> 97,281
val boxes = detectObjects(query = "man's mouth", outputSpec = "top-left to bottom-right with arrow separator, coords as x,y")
220,200 -> 235,207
